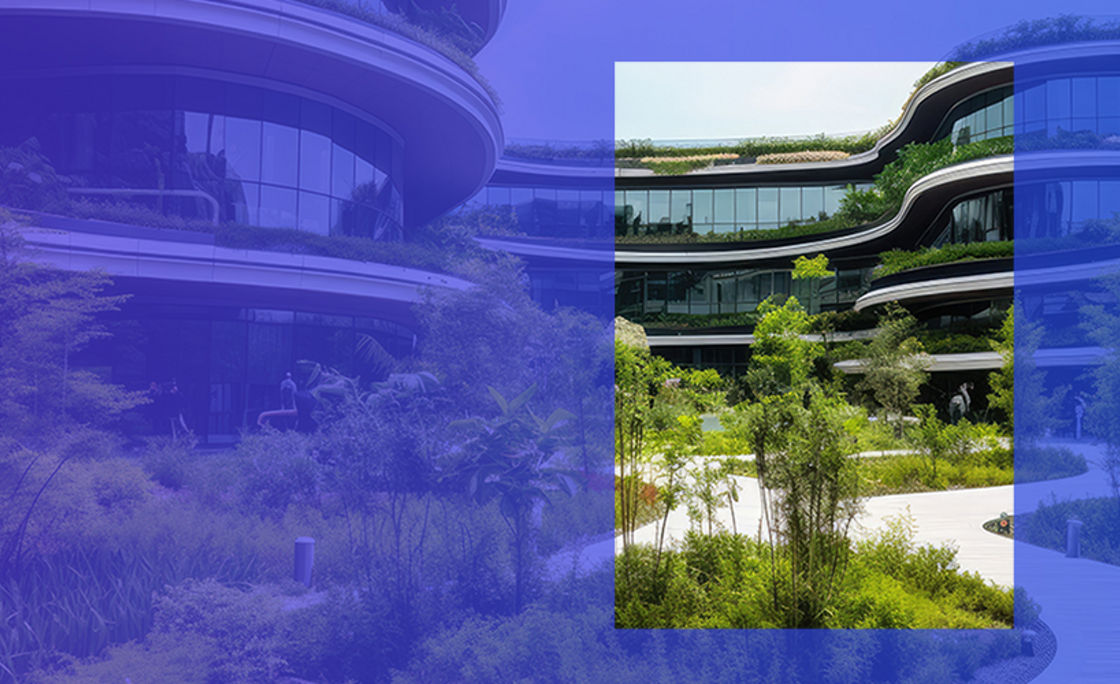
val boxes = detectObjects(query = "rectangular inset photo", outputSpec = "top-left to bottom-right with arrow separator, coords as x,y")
613,61 -> 1020,629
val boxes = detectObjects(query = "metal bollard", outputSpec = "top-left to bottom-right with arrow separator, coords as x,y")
294,536 -> 315,587
1066,519 -> 1083,558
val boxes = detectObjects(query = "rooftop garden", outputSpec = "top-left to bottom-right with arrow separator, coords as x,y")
616,135 -> 1014,245
615,61 -> 970,174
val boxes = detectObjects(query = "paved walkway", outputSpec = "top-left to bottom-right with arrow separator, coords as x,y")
546,439 -> 1120,680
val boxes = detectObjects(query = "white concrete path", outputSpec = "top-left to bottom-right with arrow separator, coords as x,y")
546,439 -> 1120,681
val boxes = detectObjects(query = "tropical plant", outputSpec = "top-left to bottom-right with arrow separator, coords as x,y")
449,385 -> 578,611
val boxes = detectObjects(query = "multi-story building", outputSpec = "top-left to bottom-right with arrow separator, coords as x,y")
0,0 -> 505,442
613,52 -> 1120,415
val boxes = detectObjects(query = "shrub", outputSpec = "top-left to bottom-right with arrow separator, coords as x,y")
139,437 -> 194,490
876,240 -> 1014,278
236,429 -> 321,517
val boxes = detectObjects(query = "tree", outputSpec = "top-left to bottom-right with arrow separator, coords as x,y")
0,219 -> 146,576
743,296 -> 823,399
988,306 -> 1014,435
857,303 -> 930,438
792,253 -> 835,315
614,336 -> 670,551
729,389 -> 862,627
450,385 -> 577,612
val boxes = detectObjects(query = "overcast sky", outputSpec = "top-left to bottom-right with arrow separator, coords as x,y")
614,62 -> 937,142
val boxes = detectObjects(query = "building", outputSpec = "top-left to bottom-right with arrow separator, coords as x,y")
613,51 -> 1120,416
0,0 -> 505,442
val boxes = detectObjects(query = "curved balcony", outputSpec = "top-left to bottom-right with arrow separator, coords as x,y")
616,155 -> 1013,266
854,258 -> 1013,312
17,217 -> 471,325
0,0 -> 503,227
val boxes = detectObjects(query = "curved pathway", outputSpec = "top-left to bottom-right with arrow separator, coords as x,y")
547,439 -> 1120,682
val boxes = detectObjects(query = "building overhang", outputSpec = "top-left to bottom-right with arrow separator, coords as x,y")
0,0 -> 503,227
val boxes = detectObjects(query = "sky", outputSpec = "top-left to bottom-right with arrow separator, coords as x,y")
473,0 -> 1119,144
613,62 -> 937,143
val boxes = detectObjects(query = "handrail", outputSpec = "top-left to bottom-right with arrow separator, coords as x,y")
67,187 -> 220,225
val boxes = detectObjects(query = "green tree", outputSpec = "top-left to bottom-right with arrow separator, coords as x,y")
614,336 -> 670,551
0,220 -> 146,575
450,385 -> 577,612
858,303 -> 930,438
743,295 -> 823,399
730,389 -> 862,627
988,306 -> 1014,435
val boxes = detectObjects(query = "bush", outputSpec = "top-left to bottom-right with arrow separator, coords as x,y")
876,240 -> 1014,278
235,429 -> 321,518
139,438 -> 194,490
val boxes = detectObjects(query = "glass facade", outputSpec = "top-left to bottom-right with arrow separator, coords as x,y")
91,303 -> 415,443
614,184 -> 870,237
2,74 -> 405,240
1020,75 -> 1120,138
458,185 -> 614,238
932,188 -> 1013,246
1018,178 -> 1120,238
616,266 -> 872,321
935,85 -> 1014,144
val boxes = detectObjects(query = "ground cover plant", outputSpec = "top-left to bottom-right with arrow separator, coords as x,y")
0,229 -> 621,682
616,518 -> 1016,629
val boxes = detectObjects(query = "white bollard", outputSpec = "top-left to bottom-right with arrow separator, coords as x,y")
295,536 -> 315,587
1066,520 -> 1083,558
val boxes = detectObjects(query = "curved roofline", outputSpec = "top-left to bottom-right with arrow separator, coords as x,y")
617,61 -> 1013,184
0,0 -> 504,227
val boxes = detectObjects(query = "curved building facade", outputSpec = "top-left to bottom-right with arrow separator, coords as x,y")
0,0 -> 504,441
614,53 -> 1120,404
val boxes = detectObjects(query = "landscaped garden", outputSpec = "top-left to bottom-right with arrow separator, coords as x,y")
613,256 -> 1085,631
0,223 -> 622,682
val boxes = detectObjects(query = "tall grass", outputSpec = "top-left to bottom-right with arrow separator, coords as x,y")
0,543 -> 261,681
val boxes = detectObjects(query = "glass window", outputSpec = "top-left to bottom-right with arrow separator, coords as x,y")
184,112 -> 210,154
1047,79 -> 1072,134
1002,93 -> 1014,136
231,182 -> 259,226
649,191 -> 670,224
299,191 -> 331,235
487,186 -> 511,206
331,143 -> 355,198
261,122 -> 298,186
780,187 -> 801,223
692,189 -> 714,224
1071,180 -> 1098,231
1101,180 -> 1120,221
758,188 -> 778,222
1023,83 -> 1046,124
299,130 -> 331,194
714,189 -> 735,223
625,190 -> 647,229
825,185 -> 846,216
735,188 -> 756,223
803,186 -> 824,220
259,185 -> 297,228
1073,77 -> 1096,122
670,189 -> 692,225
